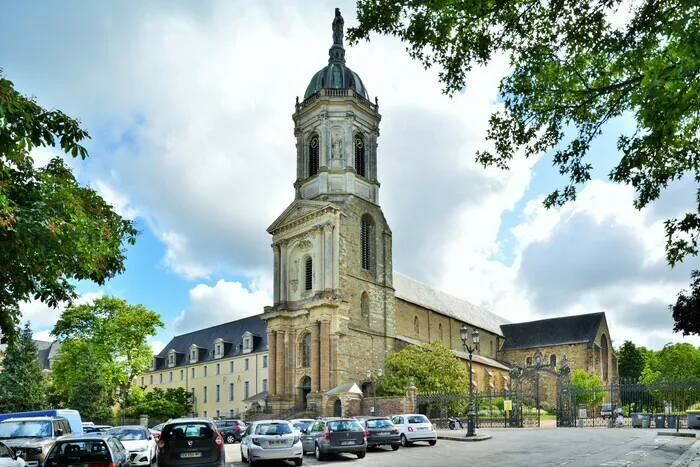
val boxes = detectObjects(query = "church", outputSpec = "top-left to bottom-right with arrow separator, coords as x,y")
141,8 -> 617,419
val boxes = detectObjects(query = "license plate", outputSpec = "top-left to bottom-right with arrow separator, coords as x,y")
418,427 -> 428,431
269,440 -> 284,445
340,440 -> 355,445
181,452 -> 202,458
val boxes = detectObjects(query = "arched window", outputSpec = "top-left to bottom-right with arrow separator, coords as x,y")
438,323 -> 444,341
355,133 -> 366,177
414,316 -> 419,336
361,292 -> 370,325
601,334 -> 609,381
526,357 -> 532,366
305,257 -> 313,291
550,355 -> 557,367
360,215 -> 374,272
299,333 -> 311,367
308,134 -> 319,177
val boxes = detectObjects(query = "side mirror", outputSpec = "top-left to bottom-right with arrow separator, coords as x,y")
56,429 -> 64,436
148,436 -> 153,440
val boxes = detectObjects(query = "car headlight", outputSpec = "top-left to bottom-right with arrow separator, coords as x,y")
27,447 -> 43,455
135,446 -> 148,452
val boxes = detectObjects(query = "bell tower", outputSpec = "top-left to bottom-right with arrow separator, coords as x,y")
262,8 -> 396,416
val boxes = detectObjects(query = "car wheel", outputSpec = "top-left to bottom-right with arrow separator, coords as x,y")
294,457 -> 303,466
428,440 -> 437,446
357,451 -> 366,459
400,434 -> 410,446
315,443 -> 325,461
249,453 -> 255,466
391,444 -> 400,451
226,434 -> 236,444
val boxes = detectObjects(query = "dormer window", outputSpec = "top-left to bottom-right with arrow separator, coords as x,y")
189,345 -> 199,364
150,357 -> 157,371
213,338 -> 225,359
241,331 -> 256,355
167,349 -> 178,368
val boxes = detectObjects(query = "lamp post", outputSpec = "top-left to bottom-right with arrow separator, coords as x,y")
115,387 -> 132,426
366,369 -> 383,415
460,324 -> 480,437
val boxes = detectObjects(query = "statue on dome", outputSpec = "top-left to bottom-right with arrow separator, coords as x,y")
332,8 -> 344,46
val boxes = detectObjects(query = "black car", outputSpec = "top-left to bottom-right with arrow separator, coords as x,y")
213,420 -> 245,444
300,417 -> 366,460
43,434 -> 132,467
156,418 -> 225,467
361,417 -> 400,451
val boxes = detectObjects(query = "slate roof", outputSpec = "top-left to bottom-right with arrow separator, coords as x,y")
35,340 -> 60,371
393,272 -> 510,336
499,312 -> 605,350
152,314 -> 267,371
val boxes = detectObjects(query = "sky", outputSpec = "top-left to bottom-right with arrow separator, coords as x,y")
2,0 -> 698,353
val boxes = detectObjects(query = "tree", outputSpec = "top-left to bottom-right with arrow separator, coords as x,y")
640,343 -> 700,383
125,387 -> 192,421
669,269 -> 700,336
377,341 -> 470,396
0,322 -> 48,412
58,342 -> 114,422
0,72 -> 138,344
570,369 -> 605,407
51,295 -> 163,390
349,1 -> 700,270
617,341 -> 648,382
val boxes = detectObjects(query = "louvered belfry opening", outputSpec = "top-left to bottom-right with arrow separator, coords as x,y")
360,216 -> 371,271
309,135 -> 320,177
355,134 -> 366,177
305,257 -> 313,290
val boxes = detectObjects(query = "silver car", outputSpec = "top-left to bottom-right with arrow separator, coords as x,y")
240,420 -> 302,466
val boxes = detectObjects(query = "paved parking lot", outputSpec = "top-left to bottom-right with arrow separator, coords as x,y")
224,428 -> 697,466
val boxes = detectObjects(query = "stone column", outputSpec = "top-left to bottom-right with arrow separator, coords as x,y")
330,333 -> 339,388
279,242 -> 288,304
268,331 -> 277,396
320,321 -> 331,391
323,223 -> 333,291
311,322 -> 320,392
275,331 -> 285,398
286,329 -> 297,399
273,245 -> 280,304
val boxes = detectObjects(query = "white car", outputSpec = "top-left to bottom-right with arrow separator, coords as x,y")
106,426 -> 157,466
0,441 -> 25,467
240,420 -> 303,466
391,414 -> 437,446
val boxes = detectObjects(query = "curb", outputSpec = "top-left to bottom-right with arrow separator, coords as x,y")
671,439 -> 700,467
437,434 -> 492,442
659,431 -> 699,438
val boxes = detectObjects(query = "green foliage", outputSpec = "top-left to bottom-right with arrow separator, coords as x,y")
0,72 -> 138,344
349,0 -> 700,273
669,270 -> 700,336
59,342 -> 114,422
640,343 -> 700,383
0,322 -> 48,412
571,369 -> 605,407
126,387 -> 192,420
377,341 -> 470,396
51,295 -> 163,389
617,341 -> 648,382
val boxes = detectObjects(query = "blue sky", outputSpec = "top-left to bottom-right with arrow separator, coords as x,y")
2,0 -> 698,351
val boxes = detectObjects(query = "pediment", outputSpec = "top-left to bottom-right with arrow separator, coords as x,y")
267,199 -> 338,234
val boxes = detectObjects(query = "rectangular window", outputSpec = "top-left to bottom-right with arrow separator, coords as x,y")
203,366 -> 208,377
216,363 -> 220,375
141,376 -> 145,386
305,258 -> 313,290
150,375 -> 153,385
244,381 -> 250,399
159,373 -> 163,383
216,409 -> 220,418
203,410 -> 207,417
230,361 -> 234,373
245,359 -> 249,371
191,367 -> 196,378
263,356 -> 268,368
180,369 -> 184,380
229,383 -> 234,401
216,384 -> 220,402
169,371 -> 173,382
230,409 -> 234,417
203,386 -> 208,403
263,379 -> 268,392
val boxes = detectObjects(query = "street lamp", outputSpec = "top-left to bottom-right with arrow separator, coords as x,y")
460,324 -> 480,437
115,387 -> 132,426
366,369 -> 383,415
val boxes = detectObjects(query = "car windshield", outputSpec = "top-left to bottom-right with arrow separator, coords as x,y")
328,421 -> 362,432
107,427 -> 146,441
164,423 -> 214,440
292,422 -> 309,431
0,421 -> 52,439
47,440 -> 110,462
151,424 -> 164,432
255,423 -> 292,435
366,419 -> 393,428
408,415 -> 430,424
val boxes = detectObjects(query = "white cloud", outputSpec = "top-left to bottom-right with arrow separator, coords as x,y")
32,330 -> 53,342
22,291 -> 104,334
149,339 -> 166,355
172,278 -> 271,335
92,179 -> 139,220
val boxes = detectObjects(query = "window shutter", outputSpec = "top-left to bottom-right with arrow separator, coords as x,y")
305,258 -> 313,290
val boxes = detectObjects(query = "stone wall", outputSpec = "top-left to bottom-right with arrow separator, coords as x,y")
360,396 -> 407,417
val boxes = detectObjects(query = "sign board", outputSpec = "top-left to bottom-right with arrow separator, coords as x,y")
503,400 -> 512,411
579,408 -> 587,419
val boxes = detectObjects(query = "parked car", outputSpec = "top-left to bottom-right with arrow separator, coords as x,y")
300,417 -> 366,461
391,414 -> 437,447
213,420 -> 245,444
43,434 -> 131,467
156,418 -> 224,467
0,441 -> 25,467
0,416 -> 73,467
240,420 -> 302,466
0,410 -> 83,436
84,425 -> 112,434
360,417 -> 400,451
149,424 -> 165,443
107,426 -> 157,466
601,402 -> 617,419
289,419 -> 315,435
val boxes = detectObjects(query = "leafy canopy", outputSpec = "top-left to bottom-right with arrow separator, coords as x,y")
669,269 -> 700,336
570,369 -> 605,406
0,322 -> 48,413
126,387 -> 193,421
616,340 -> 649,381
377,341 -> 470,396
51,295 -> 163,389
0,72 -> 138,344
349,1 -> 700,267
640,342 -> 700,383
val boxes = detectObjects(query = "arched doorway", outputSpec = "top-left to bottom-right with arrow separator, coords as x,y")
333,399 -> 342,417
601,334 -> 609,381
299,376 -> 311,409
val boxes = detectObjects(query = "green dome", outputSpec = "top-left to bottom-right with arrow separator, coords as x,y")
304,63 -> 369,100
